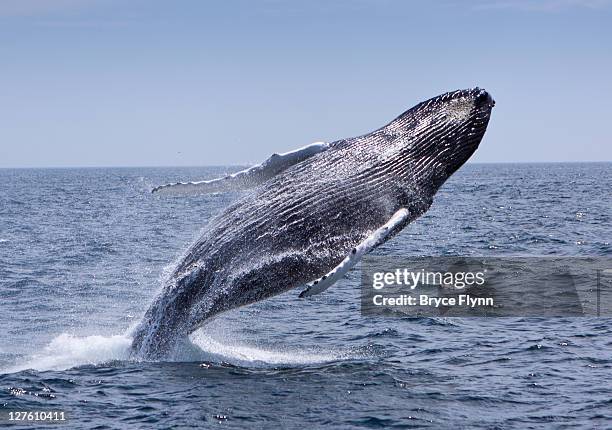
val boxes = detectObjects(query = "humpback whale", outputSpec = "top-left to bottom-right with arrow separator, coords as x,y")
131,88 -> 495,359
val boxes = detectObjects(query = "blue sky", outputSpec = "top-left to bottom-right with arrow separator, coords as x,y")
0,0 -> 610,167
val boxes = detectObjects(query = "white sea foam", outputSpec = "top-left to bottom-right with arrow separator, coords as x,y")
4,333 -> 132,373
3,322 -> 355,374
175,329 -> 352,367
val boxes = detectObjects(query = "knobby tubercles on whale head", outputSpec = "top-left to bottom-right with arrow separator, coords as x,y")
385,87 -> 495,191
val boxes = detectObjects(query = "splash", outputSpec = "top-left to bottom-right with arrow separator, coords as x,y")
4,333 -> 132,373
2,327 -> 357,374
175,330 -> 355,367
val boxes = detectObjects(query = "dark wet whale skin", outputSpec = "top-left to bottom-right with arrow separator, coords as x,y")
131,88 -> 495,358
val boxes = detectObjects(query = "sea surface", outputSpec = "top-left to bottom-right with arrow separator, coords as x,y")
0,163 -> 610,429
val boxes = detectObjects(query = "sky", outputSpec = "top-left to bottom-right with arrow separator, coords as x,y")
0,0 -> 610,167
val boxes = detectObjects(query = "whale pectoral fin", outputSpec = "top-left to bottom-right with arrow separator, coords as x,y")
152,141 -> 329,195
299,208 -> 410,298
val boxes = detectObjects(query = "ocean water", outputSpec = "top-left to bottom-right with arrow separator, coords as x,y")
0,163 -> 610,429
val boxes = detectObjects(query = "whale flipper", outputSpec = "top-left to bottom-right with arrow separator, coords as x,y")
299,208 -> 410,298
152,141 -> 329,195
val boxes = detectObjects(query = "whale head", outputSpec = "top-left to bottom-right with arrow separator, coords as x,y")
384,87 -> 494,191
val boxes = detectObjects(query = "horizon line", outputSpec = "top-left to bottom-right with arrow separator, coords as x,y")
0,160 -> 611,170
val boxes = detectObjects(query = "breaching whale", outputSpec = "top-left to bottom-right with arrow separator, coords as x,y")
131,88 -> 495,359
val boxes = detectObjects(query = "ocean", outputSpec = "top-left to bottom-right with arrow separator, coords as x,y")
0,163 -> 610,429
